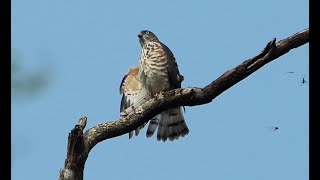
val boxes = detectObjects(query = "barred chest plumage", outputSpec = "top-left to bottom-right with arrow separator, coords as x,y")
139,41 -> 171,95
136,30 -> 189,141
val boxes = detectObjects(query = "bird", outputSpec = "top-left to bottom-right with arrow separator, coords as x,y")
119,66 -> 159,139
137,30 -> 189,141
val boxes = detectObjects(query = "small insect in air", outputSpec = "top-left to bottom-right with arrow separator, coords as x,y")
272,126 -> 279,132
300,74 -> 308,86
264,120 -> 280,134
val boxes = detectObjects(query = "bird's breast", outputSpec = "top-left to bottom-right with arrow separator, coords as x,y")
139,42 -> 173,93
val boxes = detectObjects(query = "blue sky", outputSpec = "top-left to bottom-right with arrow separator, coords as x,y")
11,0 -> 309,179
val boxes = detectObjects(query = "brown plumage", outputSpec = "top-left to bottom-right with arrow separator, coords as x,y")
120,66 -> 158,139
137,30 -> 189,141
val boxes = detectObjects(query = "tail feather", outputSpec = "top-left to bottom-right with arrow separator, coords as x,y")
135,129 -> 141,136
146,116 -> 159,138
157,114 -> 168,141
167,115 -> 175,141
129,131 -> 133,139
129,123 -> 146,139
157,107 -> 189,142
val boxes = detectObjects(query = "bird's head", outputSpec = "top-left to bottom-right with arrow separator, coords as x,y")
138,30 -> 159,46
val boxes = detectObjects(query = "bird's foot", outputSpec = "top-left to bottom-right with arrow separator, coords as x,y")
155,91 -> 164,99
135,106 -> 144,114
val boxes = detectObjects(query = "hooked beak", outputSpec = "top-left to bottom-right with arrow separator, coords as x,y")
138,32 -> 143,38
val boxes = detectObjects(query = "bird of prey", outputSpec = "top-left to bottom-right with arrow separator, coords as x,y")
119,66 -> 158,139
137,30 -> 189,141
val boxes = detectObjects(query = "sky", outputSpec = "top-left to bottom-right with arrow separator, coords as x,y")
11,0 -> 309,180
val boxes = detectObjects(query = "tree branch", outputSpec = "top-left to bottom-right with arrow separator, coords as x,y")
58,28 -> 309,180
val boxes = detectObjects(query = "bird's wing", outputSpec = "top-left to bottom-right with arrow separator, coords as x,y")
120,66 -> 142,112
160,42 -> 183,88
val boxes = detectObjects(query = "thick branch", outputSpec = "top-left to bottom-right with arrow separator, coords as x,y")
59,28 -> 309,180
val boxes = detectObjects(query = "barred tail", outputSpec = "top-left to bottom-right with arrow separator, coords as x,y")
157,107 -> 189,142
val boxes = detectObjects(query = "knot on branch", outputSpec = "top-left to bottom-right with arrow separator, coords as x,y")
59,168 -> 74,180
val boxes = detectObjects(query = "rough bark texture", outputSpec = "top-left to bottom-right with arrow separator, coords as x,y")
58,28 -> 309,180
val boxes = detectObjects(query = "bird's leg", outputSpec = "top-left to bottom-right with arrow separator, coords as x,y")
135,105 -> 144,114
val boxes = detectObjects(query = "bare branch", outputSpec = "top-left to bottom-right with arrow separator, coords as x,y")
58,28 -> 309,180
59,117 -> 87,180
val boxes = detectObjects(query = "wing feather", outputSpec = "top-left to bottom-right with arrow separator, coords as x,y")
119,66 -> 141,113
120,66 -> 151,139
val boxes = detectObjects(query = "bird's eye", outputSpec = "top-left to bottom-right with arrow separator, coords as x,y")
145,31 -> 149,34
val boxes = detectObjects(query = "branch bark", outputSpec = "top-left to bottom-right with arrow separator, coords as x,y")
58,28 -> 309,180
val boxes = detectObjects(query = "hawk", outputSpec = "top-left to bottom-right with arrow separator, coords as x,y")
120,66 -> 159,139
137,30 -> 189,141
